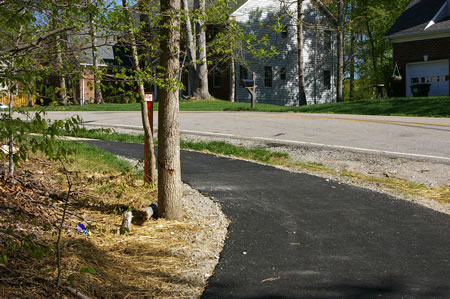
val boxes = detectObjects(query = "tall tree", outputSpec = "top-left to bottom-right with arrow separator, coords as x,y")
89,4 -> 103,104
121,0 -> 157,184
56,34 -> 69,105
336,0 -> 344,102
182,0 -> 210,99
158,0 -> 183,220
297,0 -> 307,106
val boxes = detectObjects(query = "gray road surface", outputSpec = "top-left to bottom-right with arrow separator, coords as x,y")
38,111 -> 450,161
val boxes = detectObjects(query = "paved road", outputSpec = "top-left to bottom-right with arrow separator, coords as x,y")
41,111 -> 450,161
86,140 -> 450,298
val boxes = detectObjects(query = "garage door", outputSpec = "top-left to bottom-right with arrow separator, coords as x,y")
406,60 -> 449,97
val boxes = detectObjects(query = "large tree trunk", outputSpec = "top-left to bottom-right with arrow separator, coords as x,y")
297,0 -> 307,106
90,11 -> 103,104
181,0 -> 198,96
158,0 -> 183,220
122,0 -> 157,184
56,35 -> 68,106
336,0 -> 345,102
191,0 -> 210,99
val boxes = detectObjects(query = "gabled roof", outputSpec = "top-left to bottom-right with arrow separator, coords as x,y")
386,0 -> 450,39
232,0 -> 337,24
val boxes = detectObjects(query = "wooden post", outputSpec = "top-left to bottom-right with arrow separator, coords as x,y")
244,72 -> 256,109
250,72 -> 256,109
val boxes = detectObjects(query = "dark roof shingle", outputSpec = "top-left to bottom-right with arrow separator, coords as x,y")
386,0 -> 449,37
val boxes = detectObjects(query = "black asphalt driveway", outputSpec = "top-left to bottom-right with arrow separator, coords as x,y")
86,140 -> 450,298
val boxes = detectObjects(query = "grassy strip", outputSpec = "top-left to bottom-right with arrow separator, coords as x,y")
225,96 -> 450,117
181,140 -> 288,163
54,140 -> 138,175
67,128 -> 145,144
24,96 -> 450,117
59,129 -> 450,205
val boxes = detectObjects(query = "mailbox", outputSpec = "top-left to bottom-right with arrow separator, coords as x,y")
242,79 -> 255,88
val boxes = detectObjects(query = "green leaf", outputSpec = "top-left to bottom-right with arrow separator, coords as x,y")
67,274 -> 75,283
0,255 -> 8,264
80,266 -> 96,274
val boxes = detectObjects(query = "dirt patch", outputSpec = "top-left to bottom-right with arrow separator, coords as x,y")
0,156 -> 229,298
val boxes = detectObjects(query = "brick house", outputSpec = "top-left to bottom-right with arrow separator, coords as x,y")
386,0 -> 450,97
231,0 -> 337,106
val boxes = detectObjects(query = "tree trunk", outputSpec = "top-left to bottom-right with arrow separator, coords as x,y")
365,17 -> 377,74
8,93 -> 14,177
229,54 -> 235,102
349,29 -> 356,100
336,0 -> 345,102
297,0 -> 307,106
158,0 -> 183,220
122,0 -> 157,184
181,0 -> 198,96
191,0 -> 210,99
27,91 -> 33,107
56,35 -> 68,106
90,11 -> 103,104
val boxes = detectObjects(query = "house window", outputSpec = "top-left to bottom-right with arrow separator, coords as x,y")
411,78 -> 419,84
239,65 -> 248,87
443,75 -> 449,81
213,71 -> 222,88
324,70 -> 331,90
324,32 -> 332,51
432,76 -> 440,82
280,67 -> 287,80
264,66 -> 272,87
421,76 -> 430,83
281,26 -> 288,38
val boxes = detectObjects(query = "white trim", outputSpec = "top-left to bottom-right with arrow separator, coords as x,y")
425,2 -> 447,30
387,29 -> 450,43
79,63 -> 108,67
406,59 -> 449,66
230,0 -> 253,17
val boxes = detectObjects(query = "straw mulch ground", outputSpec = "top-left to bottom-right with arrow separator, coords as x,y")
0,156 -> 229,298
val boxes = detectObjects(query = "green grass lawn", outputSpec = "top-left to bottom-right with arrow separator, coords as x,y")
26,96 -> 450,117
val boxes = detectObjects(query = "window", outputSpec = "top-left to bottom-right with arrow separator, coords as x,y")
239,65 -> 248,87
324,32 -> 332,51
444,75 -> 449,81
264,66 -> 272,87
280,67 -> 287,80
432,76 -> 440,82
213,71 -> 222,88
281,26 -> 288,38
411,78 -> 419,84
324,70 -> 331,90
421,76 -> 430,83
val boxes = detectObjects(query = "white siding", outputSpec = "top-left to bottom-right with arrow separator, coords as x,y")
233,0 -> 337,106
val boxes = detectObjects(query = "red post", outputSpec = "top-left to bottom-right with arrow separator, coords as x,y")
144,93 -> 153,184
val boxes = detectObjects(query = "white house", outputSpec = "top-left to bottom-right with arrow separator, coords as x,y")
232,0 -> 338,106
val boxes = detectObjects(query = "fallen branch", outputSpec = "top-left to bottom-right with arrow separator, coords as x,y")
66,286 -> 91,299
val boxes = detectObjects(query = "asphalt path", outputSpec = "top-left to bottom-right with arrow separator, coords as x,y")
85,139 -> 450,298
40,111 -> 450,162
